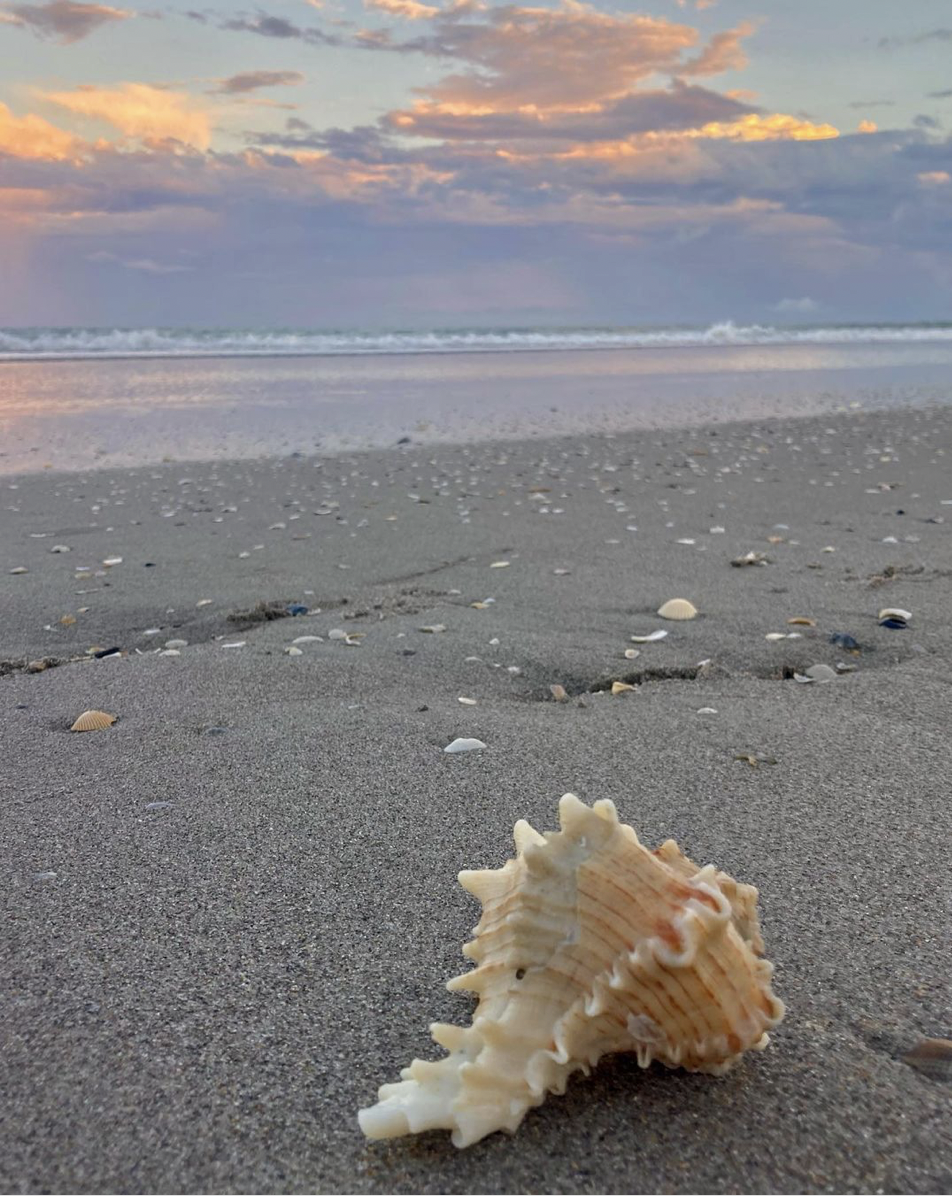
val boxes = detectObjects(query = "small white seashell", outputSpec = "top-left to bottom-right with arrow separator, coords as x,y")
795,664 -> 836,684
50,544 -> 71,553
164,639 -> 188,649
697,707 -> 718,715
328,629 -> 349,640
145,801 -> 173,810
611,681 -> 636,695
292,635 -> 323,644
878,608 -> 911,622
159,649 -> 180,656
765,633 -> 788,642
657,598 -> 698,620
10,566 -> 27,574
102,556 -> 123,567
420,624 -> 446,633
221,641 -> 246,649
489,561 -> 510,569
196,599 -> 213,607
631,630 -> 667,643
444,738 -> 486,754
624,648 -> 640,660
143,628 -> 162,636
676,538 -> 696,546
286,646 -> 303,656
458,697 -> 477,705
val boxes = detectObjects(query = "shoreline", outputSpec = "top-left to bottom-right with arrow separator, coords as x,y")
2,402 -> 950,1194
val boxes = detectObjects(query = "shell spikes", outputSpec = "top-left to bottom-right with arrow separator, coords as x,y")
358,794 -> 785,1148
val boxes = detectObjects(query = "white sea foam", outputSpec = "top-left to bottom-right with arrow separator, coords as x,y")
2,321 -> 952,361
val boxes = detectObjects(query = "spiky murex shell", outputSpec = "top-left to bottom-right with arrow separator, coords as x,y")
359,794 -> 785,1148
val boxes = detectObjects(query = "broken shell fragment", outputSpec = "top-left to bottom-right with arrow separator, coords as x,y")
657,598 -> 698,620
731,552 -> 768,567
631,630 -> 667,644
878,607 -> 911,629
358,794 -> 784,1148
611,681 -> 636,695
70,710 -> 117,732
444,737 -> 486,754
787,617 -> 816,627
549,684 -> 568,702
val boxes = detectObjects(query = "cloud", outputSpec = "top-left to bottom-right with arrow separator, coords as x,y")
774,296 -> 818,313
365,0 -> 438,18
218,11 -> 336,44
88,250 -> 194,272
918,170 -> 950,185
879,28 -> 952,50
1,0 -> 131,42
211,70 -> 305,94
383,82 -> 758,143
847,99 -> 894,109
369,5 -> 755,113
0,100 -> 80,159
927,89 -> 952,99
44,83 -> 212,148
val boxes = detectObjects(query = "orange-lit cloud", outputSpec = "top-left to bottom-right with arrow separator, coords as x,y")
365,0 -> 439,18
402,6 -> 755,113
43,83 -> 212,149
857,119 -> 877,133
0,100 -> 81,159
918,170 -> 950,184
691,113 -> 839,141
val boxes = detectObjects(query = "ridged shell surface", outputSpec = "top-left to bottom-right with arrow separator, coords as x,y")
70,710 -> 117,732
358,794 -> 784,1148
657,598 -> 698,620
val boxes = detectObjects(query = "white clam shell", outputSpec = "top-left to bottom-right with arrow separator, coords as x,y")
359,794 -> 784,1147
657,598 -> 698,620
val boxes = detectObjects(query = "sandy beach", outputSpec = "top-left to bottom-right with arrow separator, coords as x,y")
2,402 -> 951,1194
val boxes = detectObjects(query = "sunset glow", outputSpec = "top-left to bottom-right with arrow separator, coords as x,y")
0,0 -> 949,325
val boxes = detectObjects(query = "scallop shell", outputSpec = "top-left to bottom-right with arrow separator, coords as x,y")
657,598 -> 698,620
358,793 -> 784,1148
70,710 -> 117,732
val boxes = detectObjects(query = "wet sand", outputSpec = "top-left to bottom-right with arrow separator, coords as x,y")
2,403 -> 951,1194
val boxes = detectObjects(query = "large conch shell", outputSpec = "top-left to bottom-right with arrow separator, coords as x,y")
359,794 -> 785,1148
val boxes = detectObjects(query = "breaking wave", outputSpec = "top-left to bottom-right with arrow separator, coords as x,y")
2,321 -> 952,361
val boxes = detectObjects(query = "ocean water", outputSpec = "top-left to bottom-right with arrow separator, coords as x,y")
1,321 -> 952,360
1,326 -> 951,473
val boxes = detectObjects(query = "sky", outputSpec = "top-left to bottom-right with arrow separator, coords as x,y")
0,0 -> 951,328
